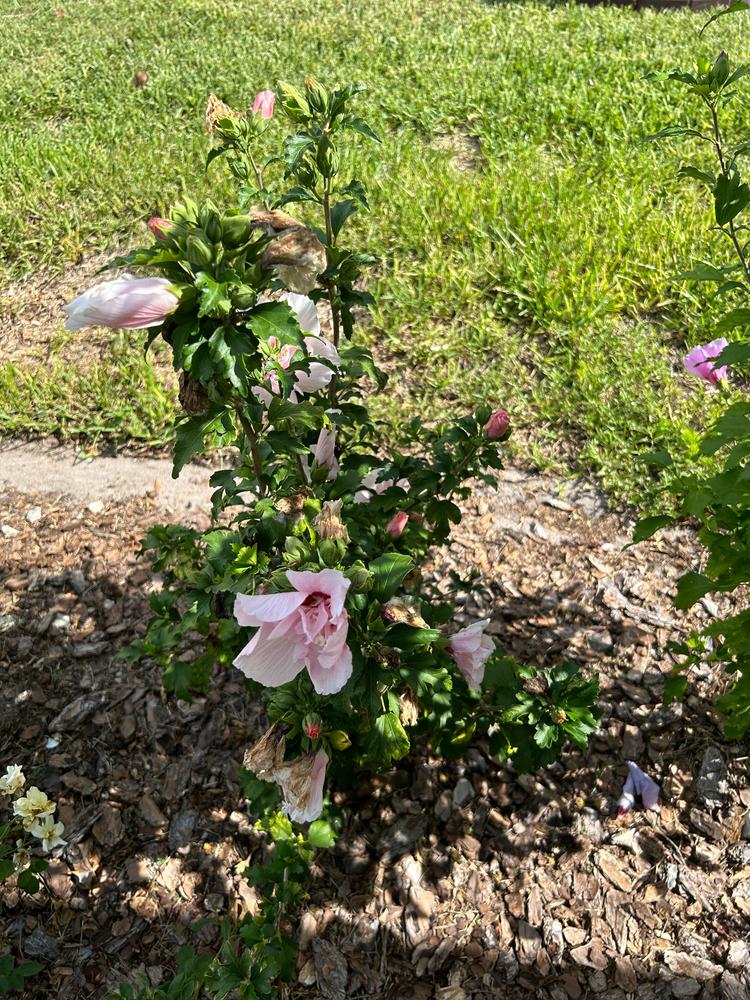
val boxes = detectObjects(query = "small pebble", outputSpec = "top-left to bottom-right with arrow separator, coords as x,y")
452,777 -> 474,808
25,507 -> 42,524
87,500 -> 104,514
1,524 -> 19,537
49,613 -> 71,636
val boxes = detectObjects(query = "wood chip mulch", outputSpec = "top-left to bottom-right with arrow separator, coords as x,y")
1,471 -> 749,1000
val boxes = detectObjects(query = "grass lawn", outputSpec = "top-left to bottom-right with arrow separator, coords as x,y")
1,0 -> 748,505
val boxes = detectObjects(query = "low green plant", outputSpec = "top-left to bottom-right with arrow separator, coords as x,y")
639,2 -> 750,738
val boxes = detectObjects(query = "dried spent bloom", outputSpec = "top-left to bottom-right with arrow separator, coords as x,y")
617,760 -> 660,816
381,597 -> 428,629
683,338 -> 729,384
205,93 -> 243,133
448,620 -> 494,689
234,569 -> 352,695
252,89 -> 275,118
485,408 -> 510,439
30,815 -> 66,853
274,750 -> 328,823
313,499 -> 348,542
243,725 -> 287,779
0,764 -> 26,796
13,786 -> 55,831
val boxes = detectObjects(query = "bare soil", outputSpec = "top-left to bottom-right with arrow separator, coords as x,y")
1,467 -> 749,999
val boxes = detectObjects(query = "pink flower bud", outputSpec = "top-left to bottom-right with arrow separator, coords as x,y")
252,90 -> 275,119
485,408 -> 510,439
149,217 -> 172,239
303,715 -> 322,740
386,511 -> 409,539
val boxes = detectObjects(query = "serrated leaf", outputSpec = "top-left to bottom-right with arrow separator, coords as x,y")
675,571 -> 714,610
172,412 -> 222,478
631,514 -> 673,543
248,301 -> 303,344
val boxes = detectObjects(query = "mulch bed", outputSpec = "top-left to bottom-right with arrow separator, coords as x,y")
1,472 -> 749,999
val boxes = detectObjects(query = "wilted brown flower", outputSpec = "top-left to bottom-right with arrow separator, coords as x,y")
248,210 -> 327,294
178,372 -> 210,416
275,487 -> 314,519
399,689 -> 419,727
313,500 -> 348,542
381,597 -> 428,629
243,725 -> 287,780
205,94 -> 243,134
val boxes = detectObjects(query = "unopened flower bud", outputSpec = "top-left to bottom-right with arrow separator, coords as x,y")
149,217 -> 173,240
345,562 -> 371,591
303,714 -> 322,741
327,730 -> 351,751
485,408 -> 510,439
252,89 -> 275,119
386,511 -> 409,539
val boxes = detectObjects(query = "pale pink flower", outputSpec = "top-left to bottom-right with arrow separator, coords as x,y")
252,294 -> 339,405
617,761 -> 660,815
386,511 -> 409,539
683,338 -> 729,384
448,620 -> 494,689
149,216 -> 172,239
233,569 -> 352,695
63,276 -> 178,331
309,427 -> 339,480
252,90 -> 275,118
485,408 -> 510,439
353,468 -> 410,505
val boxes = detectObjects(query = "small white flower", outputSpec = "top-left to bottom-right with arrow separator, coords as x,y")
13,787 -> 55,831
29,815 -> 66,853
12,840 -> 31,872
0,764 -> 26,797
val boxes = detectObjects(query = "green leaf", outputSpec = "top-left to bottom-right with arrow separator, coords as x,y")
307,820 -> 336,849
369,553 -> 414,600
664,673 -> 688,706
386,623 -> 442,650
0,859 -> 14,880
17,869 -> 40,894
675,571 -> 713,610
716,340 -> 750,366
714,168 -> 750,226
678,165 -> 715,187
715,308 -> 750,334
172,412 -> 221,478
534,722 -> 559,749
370,712 -> 410,768
195,273 -> 231,318
340,115 -> 381,143
631,514 -> 673,543
700,0 -> 748,35
248,301 -> 303,344
330,199 -> 359,239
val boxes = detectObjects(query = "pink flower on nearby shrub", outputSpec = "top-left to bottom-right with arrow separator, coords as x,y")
617,760 -> 660,816
485,408 -> 510,439
63,276 -> 179,331
448,620 -> 494,689
252,90 -> 275,118
386,511 -> 409,539
354,468 -> 410,504
149,216 -> 172,239
233,569 -> 352,695
683,338 -> 729,384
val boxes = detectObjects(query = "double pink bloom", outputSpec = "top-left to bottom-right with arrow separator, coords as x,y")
63,276 -> 178,331
448,620 -> 494,689
683,338 -> 729,384
234,569 -> 352,695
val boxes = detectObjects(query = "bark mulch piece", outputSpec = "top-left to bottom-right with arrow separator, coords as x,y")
1,471 -> 749,999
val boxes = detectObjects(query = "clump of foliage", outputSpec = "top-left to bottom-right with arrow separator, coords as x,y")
641,2 -> 750,738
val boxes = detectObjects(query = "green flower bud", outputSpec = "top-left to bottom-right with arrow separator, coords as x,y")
328,730 -> 351,751
186,235 -> 214,269
345,562 -> 372,592
222,215 -> 253,250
